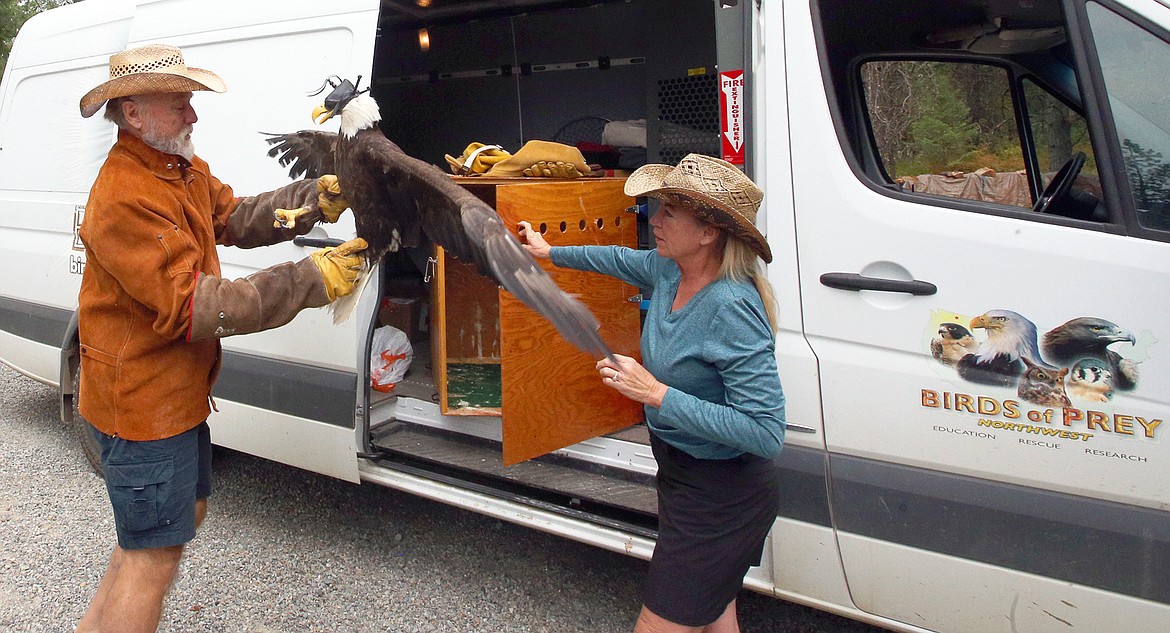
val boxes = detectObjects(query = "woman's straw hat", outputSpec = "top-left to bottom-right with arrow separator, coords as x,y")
80,44 -> 226,118
624,153 -> 771,263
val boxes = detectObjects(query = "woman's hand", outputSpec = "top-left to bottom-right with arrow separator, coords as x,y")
596,354 -> 668,408
517,221 -> 551,260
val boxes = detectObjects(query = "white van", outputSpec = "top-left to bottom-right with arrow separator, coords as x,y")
1,0 -> 1167,631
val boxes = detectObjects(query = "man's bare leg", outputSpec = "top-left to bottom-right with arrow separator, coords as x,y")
75,545 -> 125,632
75,499 -> 207,633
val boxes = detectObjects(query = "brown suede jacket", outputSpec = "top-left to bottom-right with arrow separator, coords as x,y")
78,130 -> 330,440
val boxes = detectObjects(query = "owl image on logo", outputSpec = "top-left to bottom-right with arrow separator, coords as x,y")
1016,358 -> 1071,408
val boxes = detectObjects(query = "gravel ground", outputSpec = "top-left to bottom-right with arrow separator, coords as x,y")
0,363 -> 883,633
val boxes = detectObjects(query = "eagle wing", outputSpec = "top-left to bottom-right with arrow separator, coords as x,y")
263,129 -> 612,360
263,131 -> 338,180
351,133 -> 612,360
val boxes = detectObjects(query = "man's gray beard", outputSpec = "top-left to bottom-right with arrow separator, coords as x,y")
142,127 -> 194,161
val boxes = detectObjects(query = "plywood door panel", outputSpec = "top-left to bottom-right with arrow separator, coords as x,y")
432,245 -> 503,416
494,179 -> 643,465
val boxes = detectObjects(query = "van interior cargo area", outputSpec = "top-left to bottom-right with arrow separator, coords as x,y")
356,0 -> 725,528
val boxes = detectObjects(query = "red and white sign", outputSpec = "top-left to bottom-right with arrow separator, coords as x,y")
720,70 -> 745,165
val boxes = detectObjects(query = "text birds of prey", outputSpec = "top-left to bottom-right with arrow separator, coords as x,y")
264,77 -> 611,360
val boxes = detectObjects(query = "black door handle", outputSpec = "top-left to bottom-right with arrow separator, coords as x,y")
819,272 -> 937,296
293,236 -> 346,248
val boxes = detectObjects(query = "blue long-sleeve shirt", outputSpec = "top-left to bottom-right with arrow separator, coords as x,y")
551,245 -> 785,460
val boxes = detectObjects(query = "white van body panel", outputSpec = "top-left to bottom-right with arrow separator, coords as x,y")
213,400 -> 360,483
137,1 -> 379,479
0,2 -> 132,381
756,0 -> 827,446
839,533 -> 1169,633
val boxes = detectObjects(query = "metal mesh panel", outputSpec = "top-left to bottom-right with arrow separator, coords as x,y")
656,74 -> 720,165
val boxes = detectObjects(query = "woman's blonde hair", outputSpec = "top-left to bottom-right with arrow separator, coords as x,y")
718,234 -> 779,334
666,194 -> 779,333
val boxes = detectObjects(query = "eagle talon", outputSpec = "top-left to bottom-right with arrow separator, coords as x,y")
273,206 -> 308,229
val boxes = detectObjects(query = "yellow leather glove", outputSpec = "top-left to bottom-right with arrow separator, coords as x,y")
316,174 -> 349,222
309,237 -> 368,302
273,175 -> 349,229
444,142 -> 511,175
485,140 -> 591,178
523,160 -> 588,178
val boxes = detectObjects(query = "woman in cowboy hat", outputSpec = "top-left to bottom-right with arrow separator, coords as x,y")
74,44 -> 365,633
519,153 -> 785,633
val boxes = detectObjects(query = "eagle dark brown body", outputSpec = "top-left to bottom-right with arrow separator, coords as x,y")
264,85 -> 611,360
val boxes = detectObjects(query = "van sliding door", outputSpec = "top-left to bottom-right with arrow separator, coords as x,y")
127,0 -> 381,482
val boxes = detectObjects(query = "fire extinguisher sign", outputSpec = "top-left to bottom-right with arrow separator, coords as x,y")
720,70 -> 745,165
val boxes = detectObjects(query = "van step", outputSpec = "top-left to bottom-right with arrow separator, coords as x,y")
370,423 -> 658,518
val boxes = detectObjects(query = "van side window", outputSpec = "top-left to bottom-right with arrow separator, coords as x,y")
1086,1 -> 1170,231
862,61 -> 1031,208
1021,79 -> 1100,198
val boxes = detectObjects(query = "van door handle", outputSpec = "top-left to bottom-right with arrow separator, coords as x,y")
819,272 -> 937,296
293,236 -> 346,248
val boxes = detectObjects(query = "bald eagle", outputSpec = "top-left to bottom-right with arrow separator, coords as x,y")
956,309 -> 1048,387
1041,317 -> 1138,390
264,77 -> 611,359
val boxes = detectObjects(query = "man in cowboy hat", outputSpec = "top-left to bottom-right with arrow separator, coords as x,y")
74,43 -> 365,633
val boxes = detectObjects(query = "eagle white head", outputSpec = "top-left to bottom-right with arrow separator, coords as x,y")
310,76 -> 381,139
970,309 -> 1047,366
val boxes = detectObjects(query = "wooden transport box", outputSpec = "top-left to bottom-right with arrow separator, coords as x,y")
429,177 -> 644,464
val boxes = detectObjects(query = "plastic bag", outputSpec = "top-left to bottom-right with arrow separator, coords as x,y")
370,325 -> 413,393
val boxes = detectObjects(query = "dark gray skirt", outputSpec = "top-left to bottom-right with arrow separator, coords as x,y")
644,432 -> 781,627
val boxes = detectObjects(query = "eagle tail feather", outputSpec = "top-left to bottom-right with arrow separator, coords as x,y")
328,262 -> 375,325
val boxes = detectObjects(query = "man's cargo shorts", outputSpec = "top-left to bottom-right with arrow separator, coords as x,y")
88,421 -> 212,550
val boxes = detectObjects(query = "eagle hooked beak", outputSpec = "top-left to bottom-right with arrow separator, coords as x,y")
309,75 -> 365,126
313,104 -> 335,124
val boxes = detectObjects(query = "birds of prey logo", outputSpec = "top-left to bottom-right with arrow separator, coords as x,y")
264,76 -> 612,360
927,309 -> 1148,407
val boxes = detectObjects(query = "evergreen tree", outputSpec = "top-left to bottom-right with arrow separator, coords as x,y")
1,1 -> 73,74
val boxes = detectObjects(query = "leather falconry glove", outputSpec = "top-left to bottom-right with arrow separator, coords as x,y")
523,160 -> 588,178
189,239 -> 363,341
444,142 -> 511,175
484,140 -> 591,178
309,237 -> 368,302
273,175 -> 351,229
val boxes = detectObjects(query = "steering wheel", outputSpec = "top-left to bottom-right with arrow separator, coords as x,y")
1034,151 -> 1086,215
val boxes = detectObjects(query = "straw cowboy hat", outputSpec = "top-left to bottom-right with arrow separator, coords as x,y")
80,44 -> 226,118
624,153 -> 771,263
